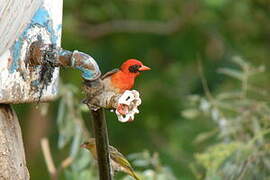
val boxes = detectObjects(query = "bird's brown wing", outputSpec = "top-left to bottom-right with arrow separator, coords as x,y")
109,145 -> 141,180
101,69 -> 119,80
109,146 -> 132,168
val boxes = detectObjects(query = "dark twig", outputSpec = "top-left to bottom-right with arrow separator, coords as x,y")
90,108 -> 112,180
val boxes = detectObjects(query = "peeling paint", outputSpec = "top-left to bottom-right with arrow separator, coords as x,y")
71,51 -> 101,80
0,0 -> 42,55
28,43 -> 101,81
0,0 -> 63,104
31,8 -> 59,44
10,40 -> 22,73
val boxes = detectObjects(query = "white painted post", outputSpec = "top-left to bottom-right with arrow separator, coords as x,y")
0,0 -> 63,103
0,0 -> 63,179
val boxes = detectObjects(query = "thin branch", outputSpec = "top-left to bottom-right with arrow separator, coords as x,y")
60,157 -> 74,170
41,138 -> 75,180
198,60 -> 214,102
79,1 -> 198,39
80,18 -> 183,39
41,138 -> 57,180
90,108 -> 112,180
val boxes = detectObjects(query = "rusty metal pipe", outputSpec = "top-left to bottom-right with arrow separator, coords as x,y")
29,40 -> 112,179
28,41 -> 101,81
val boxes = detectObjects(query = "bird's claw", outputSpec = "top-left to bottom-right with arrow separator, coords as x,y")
82,98 -> 100,111
81,98 -> 89,105
90,105 -> 100,111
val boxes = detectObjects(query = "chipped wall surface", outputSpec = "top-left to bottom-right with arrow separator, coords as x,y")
0,0 -> 63,104
0,0 -> 42,55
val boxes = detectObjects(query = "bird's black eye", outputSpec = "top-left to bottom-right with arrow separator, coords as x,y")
128,64 -> 141,73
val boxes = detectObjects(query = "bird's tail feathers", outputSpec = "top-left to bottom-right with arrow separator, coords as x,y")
130,171 -> 141,180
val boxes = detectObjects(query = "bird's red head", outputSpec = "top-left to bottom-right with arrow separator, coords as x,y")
120,59 -> 151,76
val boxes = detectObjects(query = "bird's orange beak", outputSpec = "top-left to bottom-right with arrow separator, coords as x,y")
139,65 -> 151,71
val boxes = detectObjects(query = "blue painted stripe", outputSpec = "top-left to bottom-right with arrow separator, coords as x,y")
9,6 -> 61,73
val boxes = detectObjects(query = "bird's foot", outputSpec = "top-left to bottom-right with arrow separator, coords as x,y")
90,105 -> 100,111
81,98 -> 89,105
82,98 -> 100,111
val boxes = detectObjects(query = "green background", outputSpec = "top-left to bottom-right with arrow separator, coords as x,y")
15,0 -> 270,179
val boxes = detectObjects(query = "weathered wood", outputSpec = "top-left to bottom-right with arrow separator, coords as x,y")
0,0 -> 42,54
0,104 -> 29,180
0,0 -> 63,104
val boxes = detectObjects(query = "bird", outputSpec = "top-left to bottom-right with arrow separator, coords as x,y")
102,59 -> 151,94
81,138 -> 141,180
83,59 -> 150,113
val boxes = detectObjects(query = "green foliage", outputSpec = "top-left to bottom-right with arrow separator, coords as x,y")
54,83 -> 177,179
23,0 -> 270,179
127,151 -> 177,180
183,58 -> 270,179
55,83 -> 94,180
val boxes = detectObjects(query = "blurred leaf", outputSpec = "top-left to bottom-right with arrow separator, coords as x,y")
193,129 -> 218,144
218,68 -> 243,80
69,125 -> 82,157
182,108 -> 200,119
232,56 -> 249,69
195,142 -> 243,172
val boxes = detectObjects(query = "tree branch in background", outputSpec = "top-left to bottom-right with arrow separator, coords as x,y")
41,138 -> 74,180
79,2 -> 198,39
41,138 -> 57,180
197,60 -> 214,101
